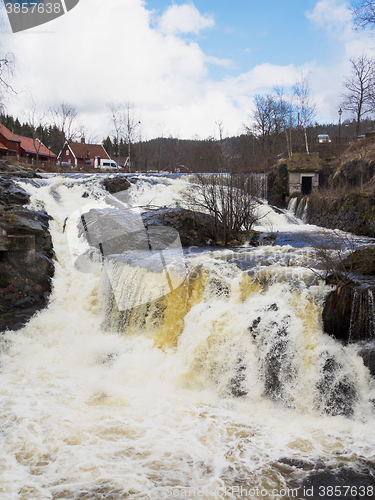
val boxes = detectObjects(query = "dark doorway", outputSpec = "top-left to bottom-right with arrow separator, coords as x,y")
301,176 -> 312,195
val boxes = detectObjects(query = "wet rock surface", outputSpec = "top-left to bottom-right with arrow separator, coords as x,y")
102,176 -> 131,194
141,207 -> 229,247
323,250 -> 375,381
307,192 -> 375,238
276,458 -> 375,499
0,177 -> 54,333
300,465 -> 375,499
0,159 -> 42,179
0,177 -> 31,206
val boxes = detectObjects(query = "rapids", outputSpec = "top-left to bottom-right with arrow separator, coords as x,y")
0,174 -> 375,499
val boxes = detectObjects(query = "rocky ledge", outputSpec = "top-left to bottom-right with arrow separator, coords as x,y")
322,248 -> 375,378
141,207 -> 259,247
0,177 -> 54,333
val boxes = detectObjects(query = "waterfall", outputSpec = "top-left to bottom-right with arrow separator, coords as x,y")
302,198 -> 309,223
349,287 -> 375,342
1,174 -> 375,499
248,172 -> 268,200
287,196 -> 298,214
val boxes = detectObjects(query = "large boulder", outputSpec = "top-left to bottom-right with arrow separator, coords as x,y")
102,176 -> 131,194
141,207 -> 226,247
323,248 -> 375,381
0,177 -> 54,333
0,177 -> 30,206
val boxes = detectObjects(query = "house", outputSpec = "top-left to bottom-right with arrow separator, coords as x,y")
166,165 -> 190,174
0,124 -> 22,157
286,153 -> 321,196
59,139 -> 110,168
0,124 -> 57,163
16,135 -> 57,164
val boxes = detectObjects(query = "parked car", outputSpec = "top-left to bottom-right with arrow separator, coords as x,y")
318,134 -> 331,143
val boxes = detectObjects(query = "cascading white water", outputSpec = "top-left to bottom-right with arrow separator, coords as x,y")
1,174 -> 375,499
349,288 -> 375,342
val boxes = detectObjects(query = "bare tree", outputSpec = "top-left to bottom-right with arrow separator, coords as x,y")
124,102 -> 141,172
341,54 -> 375,138
249,90 -> 296,159
184,173 -> 259,243
0,51 -> 15,113
107,102 -> 125,159
294,75 -> 315,155
215,119 -> 226,172
275,87 -> 295,161
352,0 -> 375,30
26,100 -> 46,167
50,102 -> 78,154
250,94 -> 278,155
302,229 -> 357,285
107,101 -> 140,170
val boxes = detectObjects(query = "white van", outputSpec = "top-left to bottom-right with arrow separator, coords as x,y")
318,134 -> 331,143
94,157 -> 119,170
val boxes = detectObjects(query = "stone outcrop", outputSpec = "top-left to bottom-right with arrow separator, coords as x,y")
0,177 -> 31,206
102,176 -> 131,194
142,207 -> 239,247
0,177 -> 54,332
322,248 -> 375,378
300,465 -> 375,499
0,159 -> 42,178
306,192 -> 375,238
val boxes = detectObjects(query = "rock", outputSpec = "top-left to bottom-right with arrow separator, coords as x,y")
323,282 -> 375,343
341,248 -> 375,276
0,161 -> 41,179
307,192 -> 375,238
262,234 -> 277,246
323,276 -> 375,382
102,176 -> 131,194
316,355 -> 357,417
322,285 -> 353,342
141,207 -> 226,247
301,466 -> 375,499
358,343 -> 375,377
0,178 -> 30,206
0,176 -> 55,333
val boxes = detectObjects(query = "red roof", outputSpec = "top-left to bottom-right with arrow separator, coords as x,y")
67,142 -> 110,160
0,124 -> 21,143
16,135 -> 56,157
0,141 -> 8,150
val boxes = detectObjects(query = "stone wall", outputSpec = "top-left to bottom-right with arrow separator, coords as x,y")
306,192 -> 375,238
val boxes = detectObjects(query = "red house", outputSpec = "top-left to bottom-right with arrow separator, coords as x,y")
0,124 -> 56,164
16,135 -> 57,163
59,139 -> 110,168
0,124 -> 22,157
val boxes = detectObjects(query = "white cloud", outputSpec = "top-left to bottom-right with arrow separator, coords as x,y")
306,0 -> 352,38
158,2 -> 214,35
204,55 -> 233,68
3,0 -> 375,140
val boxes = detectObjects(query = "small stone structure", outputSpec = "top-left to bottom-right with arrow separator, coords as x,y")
287,153 -> 321,196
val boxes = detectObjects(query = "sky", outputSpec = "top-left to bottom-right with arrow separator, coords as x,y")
1,0 -> 375,141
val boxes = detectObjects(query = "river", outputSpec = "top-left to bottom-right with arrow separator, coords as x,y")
0,174 -> 374,499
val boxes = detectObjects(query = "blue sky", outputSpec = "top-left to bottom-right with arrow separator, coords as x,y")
1,0 -> 374,139
149,0 -> 326,72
